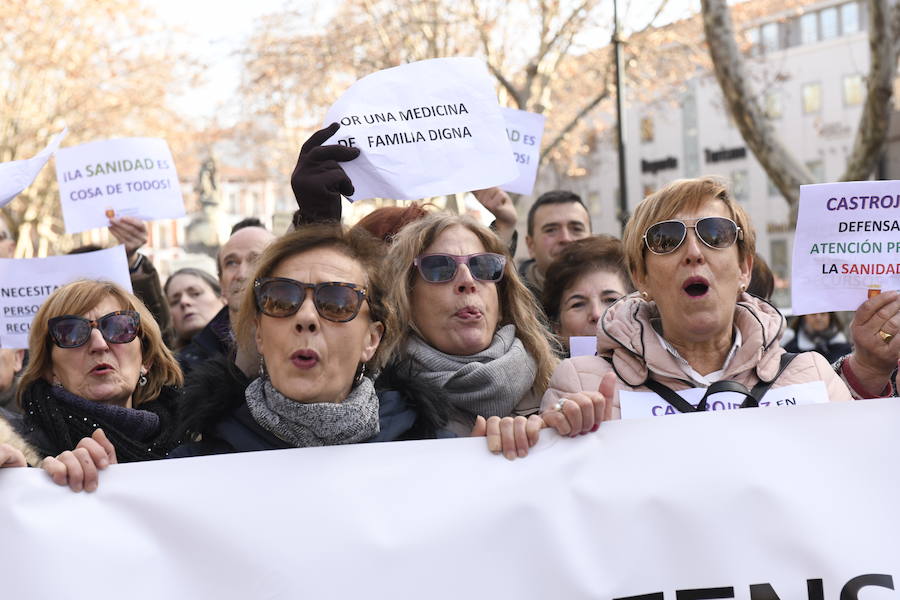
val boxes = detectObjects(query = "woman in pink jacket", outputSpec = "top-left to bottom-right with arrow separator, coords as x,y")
541,176 -> 852,425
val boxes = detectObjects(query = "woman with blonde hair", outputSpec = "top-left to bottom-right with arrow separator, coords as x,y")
9,280 -> 183,490
541,176 -> 851,424
379,213 -> 570,459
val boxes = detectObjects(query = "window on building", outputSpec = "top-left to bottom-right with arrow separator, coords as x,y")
761,22 -> 781,52
802,82 -> 822,113
820,7 -> 838,39
806,159 -> 825,182
746,27 -> 761,56
800,12 -> 818,44
765,92 -> 782,118
731,170 -> 748,202
640,116 -> 654,143
841,2 -> 860,34
843,74 -> 864,106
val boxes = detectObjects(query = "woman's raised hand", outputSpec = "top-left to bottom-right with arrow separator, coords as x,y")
41,429 -> 118,492
541,372 -> 617,437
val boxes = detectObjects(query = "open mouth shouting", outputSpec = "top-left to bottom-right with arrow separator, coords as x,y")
682,276 -> 710,298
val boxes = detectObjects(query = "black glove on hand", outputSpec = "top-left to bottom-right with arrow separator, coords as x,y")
290,123 -> 361,226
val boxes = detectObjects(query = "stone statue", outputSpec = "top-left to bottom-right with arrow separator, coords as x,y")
185,155 -> 221,258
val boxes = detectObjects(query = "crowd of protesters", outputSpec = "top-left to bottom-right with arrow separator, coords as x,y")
1,122 -> 898,491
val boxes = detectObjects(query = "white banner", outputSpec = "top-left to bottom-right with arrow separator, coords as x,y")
569,335 -> 597,357
0,245 -> 133,348
1,400 -> 897,599
55,137 -> 185,233
323,57 -> 518,201
791,180 -> 900,314
499,107 -> 545,196
0,128 -> 67,207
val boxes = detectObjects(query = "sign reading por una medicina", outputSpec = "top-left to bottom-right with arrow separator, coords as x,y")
791,179 -> 900,314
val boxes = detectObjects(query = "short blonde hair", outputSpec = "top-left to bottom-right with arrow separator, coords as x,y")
623,176 -> 756,281
381,213 -> 557,394
18,280 -> 183,407
234,224 -> 389,370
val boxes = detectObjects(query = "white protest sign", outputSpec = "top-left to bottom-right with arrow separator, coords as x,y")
323,57 -> 518,201
619,380 -> 829,420
791,180 -> 900,314
55,137 -> 185,234
569,335 -> 597,357
0,245 -> 132,348
0,128 -> 67,207
499,107 -> 545,195
0,399 -> 897,599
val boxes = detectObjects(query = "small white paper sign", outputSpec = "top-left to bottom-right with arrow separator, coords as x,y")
791,180 -> 900,314
499,108 -> 545,195
55,137 -> 185,234
0,245 -> 133,349
569,336 -> 597,358
619,381 -> 828,420
0,128 -> 67,207
323,57 -> 518,201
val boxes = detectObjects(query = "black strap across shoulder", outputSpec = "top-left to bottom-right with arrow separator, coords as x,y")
643,352 -> 798,413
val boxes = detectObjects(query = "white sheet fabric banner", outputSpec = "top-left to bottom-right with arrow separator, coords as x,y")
791,180 -> 900,314
323,57 -> 518,201
499,107 -> 545,195
569,335 -> 597,358
1,400 -> 898,599
0,245 -> 132,348
0,127 -> 67,207
55,137 -> 185,233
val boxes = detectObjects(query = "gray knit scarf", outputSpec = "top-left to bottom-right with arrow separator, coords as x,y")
245,376 -> 379,448
404,324 -> 537,422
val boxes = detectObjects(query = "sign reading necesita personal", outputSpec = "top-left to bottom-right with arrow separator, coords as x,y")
791,180 -> 900,314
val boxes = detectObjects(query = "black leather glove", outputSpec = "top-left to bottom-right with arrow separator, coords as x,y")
290,123 -> 360,227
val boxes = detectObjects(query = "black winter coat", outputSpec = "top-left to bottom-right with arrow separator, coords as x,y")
171,356 -> 455,458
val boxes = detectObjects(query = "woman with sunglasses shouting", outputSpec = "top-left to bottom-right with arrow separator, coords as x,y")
171,224 -> 453,457
541,177 -> 851,424
378,213 -> 567,460
6,280 -> 183,491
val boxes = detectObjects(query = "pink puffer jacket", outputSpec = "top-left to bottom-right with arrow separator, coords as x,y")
542,293 -> 852,418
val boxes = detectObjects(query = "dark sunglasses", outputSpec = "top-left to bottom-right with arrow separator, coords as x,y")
413,253 -> 506,283
48,310 -> 141,349
254,278 -> 368,323
643,216 -> 743,255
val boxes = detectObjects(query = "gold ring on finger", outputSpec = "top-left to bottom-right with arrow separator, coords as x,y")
878,330 -> 894,344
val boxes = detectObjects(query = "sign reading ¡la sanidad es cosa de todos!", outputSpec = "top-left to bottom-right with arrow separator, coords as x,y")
0,246 -> 132,349
792,179 -> 900,314
0,399 -> 897,600
323,57 -> 518,202
55,137 -> 185,234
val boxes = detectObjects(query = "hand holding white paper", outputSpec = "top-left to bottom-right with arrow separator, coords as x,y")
0,127 -> 67,207
791,180 -> 900,314
323,57 -> 518,201
0,245 -> 133,348
55,137 -> 185,234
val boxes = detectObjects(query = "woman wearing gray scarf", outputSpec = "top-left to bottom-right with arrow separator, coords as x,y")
172,225 -> 453,458
378,214 -> 560,460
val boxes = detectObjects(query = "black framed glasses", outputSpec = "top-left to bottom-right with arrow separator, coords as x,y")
643,216 -> 743,255
413,253 -> 506,283
254,278 -> 368,323
48,310 -> 141,349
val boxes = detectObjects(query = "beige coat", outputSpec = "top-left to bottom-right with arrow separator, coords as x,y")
542,293 -> 852,418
